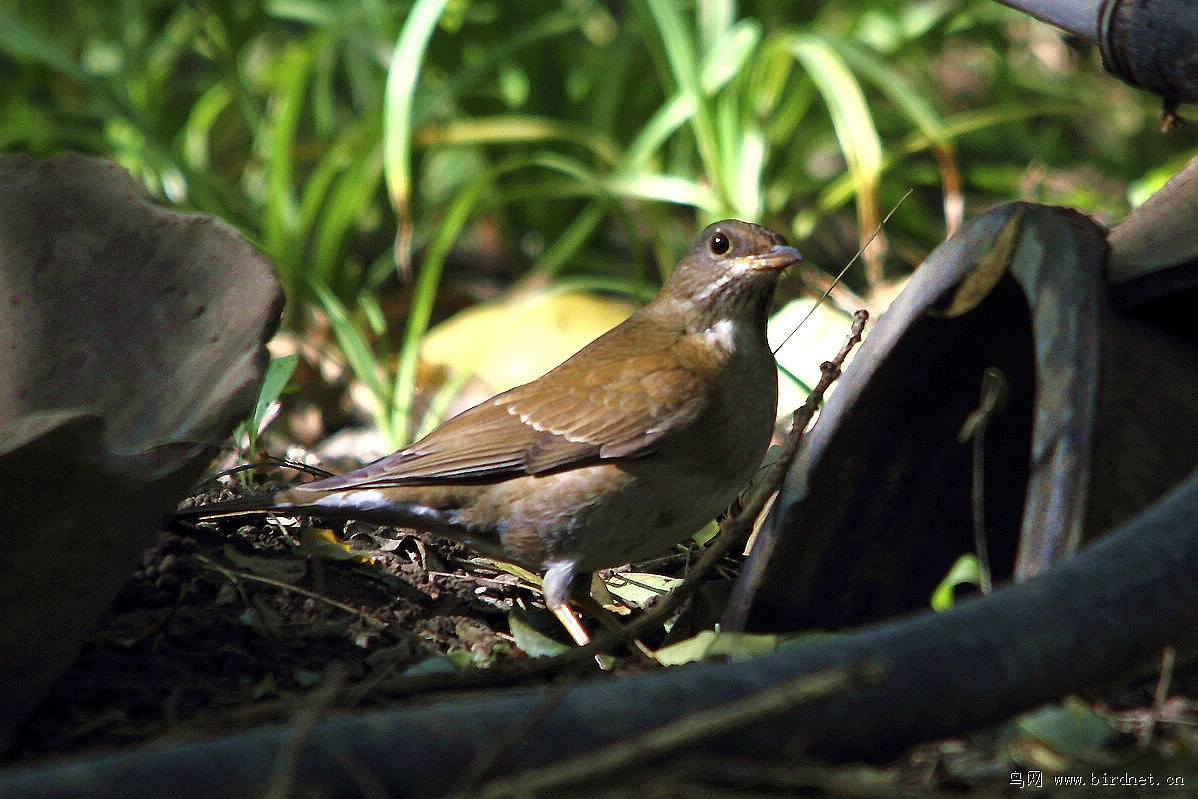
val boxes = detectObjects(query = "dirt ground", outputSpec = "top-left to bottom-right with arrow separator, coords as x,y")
9,511 -> 578,758
6,476 -> 1198,796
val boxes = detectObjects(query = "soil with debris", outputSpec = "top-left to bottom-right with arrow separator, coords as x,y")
9,511 -> 594,760
6,480 -> 1198,795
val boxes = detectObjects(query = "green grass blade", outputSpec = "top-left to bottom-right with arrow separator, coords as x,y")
800,101 -> 1086,229
0,8 -> 86,78
383,0 -> 453,271
253,354 -> 299,429
641,0 -> 721,194
311,137 -> 385,298
786,33 -> 884,273
240,353 -> 299,457
310,280 -> 392,440
698,19 -> 760,95
836,40 -> 950,150
621,93 -> 699,174
605,173 -> 720,210
389,175 -> 488,446
260,43 -> 313,268
418,115 -> 623,167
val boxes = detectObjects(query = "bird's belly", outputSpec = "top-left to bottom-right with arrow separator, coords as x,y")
456,446 -> 761,573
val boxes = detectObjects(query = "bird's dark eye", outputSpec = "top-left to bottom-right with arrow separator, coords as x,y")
710,232 -> 730,255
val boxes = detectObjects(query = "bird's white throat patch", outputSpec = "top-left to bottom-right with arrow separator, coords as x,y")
701,318 -> 739,352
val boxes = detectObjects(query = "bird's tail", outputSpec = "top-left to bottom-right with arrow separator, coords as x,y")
171,493 -> 282,521
168,489 -> 477,545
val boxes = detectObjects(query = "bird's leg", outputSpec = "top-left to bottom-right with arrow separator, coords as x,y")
572,581 -> 657,663
551,604 -> 593,649
541,560 -> 592,647
542,561 -> 611,669
544,561 -> 655,663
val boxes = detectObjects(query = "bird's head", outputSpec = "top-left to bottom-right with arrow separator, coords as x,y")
657,219 -> 802,334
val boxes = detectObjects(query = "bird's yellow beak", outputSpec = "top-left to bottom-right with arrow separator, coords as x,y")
747,244 -> 802,272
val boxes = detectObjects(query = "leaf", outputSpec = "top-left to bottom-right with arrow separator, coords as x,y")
931,554 -> 983,612
421,290 -> 634,394
507,607 -> 574,659
786,33 -> 884,246
603,572 -> 683,611
933,207 -> 1025,318
310,281 -> 391,430
654,630 -> 785,665
297,527 -> 367,564
401,655 -> 459,676
1017,699 -> 1117,757
699,20 -> 761,94
389,171 -> 489,446
239,353 -> 297,456
0,7 -> 85,78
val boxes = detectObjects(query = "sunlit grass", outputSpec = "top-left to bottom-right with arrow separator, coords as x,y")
0,0 -> 1183,445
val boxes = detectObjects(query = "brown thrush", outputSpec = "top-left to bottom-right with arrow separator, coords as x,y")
179,219 -> 800,644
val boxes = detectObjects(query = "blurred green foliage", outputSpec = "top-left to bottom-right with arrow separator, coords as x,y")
1,0 -> 1193,442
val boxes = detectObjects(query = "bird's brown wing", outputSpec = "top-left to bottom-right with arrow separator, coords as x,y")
308,322 -> 713,489
504,340 -> 709,473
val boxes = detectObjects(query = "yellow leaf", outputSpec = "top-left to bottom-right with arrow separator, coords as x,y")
298,527 -> 369,563
421,290 -> 635,393
932,206 -> 1025,318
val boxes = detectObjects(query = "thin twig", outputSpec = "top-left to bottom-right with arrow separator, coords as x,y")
773,189 -> 909,355
184,455 -> 335,498
193,554 -> 389,631
1141,645 -> 1177,748
454,662 -> 885,798
957,366 -> 1010,595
